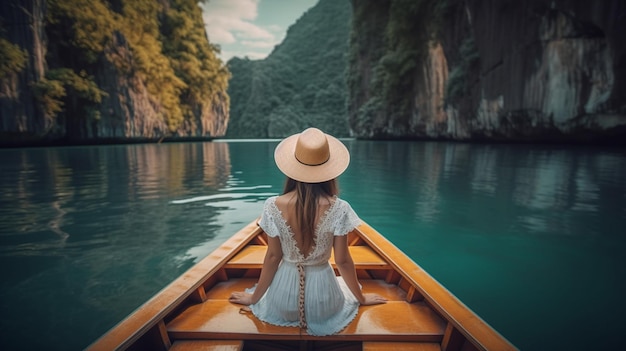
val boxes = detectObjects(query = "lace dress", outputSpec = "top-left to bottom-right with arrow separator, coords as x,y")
247,195 -> 362,336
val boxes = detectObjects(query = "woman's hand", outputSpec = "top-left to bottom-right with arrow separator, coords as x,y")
360,293 -> 387,305
229,291 -> 254,305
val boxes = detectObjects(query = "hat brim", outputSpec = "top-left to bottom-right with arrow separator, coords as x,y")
274,133 -> 350,183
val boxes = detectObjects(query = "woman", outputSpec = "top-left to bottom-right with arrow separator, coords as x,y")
229,128 -> 387,336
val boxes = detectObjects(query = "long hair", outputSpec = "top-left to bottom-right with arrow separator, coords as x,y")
283,178 -> 339,252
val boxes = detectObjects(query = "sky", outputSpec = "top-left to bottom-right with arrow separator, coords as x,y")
201,0 -> 318,62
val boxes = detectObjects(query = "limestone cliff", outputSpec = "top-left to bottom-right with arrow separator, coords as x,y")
0,0 -> 48,137
0,0 -> 229,145
348,0 -> 626,143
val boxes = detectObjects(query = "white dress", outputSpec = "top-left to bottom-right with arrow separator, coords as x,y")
248,195 -> 362,336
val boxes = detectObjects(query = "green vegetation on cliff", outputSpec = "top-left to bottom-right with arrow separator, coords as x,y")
444,36 -> 479,106
225,0 -> 352,138
347,0 -> 446,136
32,68 -> 106,119
25,0 -> 227,136
0,29 -> 27,79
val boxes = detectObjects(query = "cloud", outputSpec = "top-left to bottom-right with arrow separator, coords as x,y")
220,48 -> 269,61
208,27 -> 236,44
240,40 -> 276,49
266,24 -> 283,33
201,0 -> 279,60
202,0 -> 258,21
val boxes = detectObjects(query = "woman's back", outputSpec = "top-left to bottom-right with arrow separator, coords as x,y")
261,194 -> 360,266
275,192 -> 333,258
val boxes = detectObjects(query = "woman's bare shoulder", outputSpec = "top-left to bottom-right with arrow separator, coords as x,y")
274,192 -> 295,209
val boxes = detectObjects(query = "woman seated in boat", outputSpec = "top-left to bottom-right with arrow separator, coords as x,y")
229,127 -> 387,335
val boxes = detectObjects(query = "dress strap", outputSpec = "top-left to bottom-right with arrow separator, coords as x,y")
296,262 -> 307,330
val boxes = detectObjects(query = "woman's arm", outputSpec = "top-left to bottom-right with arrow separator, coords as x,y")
333,235 -> 387,305
229,235 -> 282,305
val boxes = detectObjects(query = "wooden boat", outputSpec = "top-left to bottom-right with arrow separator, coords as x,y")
87,220 -> 517,351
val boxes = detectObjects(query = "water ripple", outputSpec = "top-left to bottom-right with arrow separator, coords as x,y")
170,192 -> 277,205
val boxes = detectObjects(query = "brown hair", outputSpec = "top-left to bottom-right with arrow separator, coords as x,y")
283,178 -> 339,253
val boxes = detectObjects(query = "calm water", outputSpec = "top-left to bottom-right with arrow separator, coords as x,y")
0,141 -> 625,350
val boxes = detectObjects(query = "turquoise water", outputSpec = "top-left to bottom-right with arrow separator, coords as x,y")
0,141 -> 624,350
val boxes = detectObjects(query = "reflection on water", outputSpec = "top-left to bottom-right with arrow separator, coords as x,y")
0,142 -> 268,351
346,142 -> 626,238
0,140 -> 624,351
1,143 -> 234,257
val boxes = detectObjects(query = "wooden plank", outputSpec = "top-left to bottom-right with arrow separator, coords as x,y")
157,320 -> 171,349
225,245 -> 389,270
406,286 -> 424,303
191,286 -> 207,303
203,279 -> 406,302
243,340 -> 361,351
363,342 -> 440,351
340,301 -> 445,341
334,246 -> 390,269
384,270 -> 401,284
224,245 -> 266,268
355,223 -> 518,351
442,323 -> 465,351
169,340 -> 243,351
360,279 -> 408,301
167,299 -> 445,342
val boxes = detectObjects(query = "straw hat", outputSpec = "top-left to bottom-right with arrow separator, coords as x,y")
274,128 -> 350,183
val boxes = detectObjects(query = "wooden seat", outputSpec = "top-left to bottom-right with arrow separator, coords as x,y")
363,342 -> 441,351
204,279 -> 408,302
169,340 -> 243,351
224,245 -> 390,270
167,278 -> 445,343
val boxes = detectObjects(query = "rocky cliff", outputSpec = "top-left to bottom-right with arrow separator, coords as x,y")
348,0 -> 626,143
0,0 -> 229,145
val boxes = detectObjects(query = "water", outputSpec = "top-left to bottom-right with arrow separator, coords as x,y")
0,141 -> 624,350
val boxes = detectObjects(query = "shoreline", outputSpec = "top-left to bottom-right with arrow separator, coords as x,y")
1,134 -> 624,148
0,136 -> 215,148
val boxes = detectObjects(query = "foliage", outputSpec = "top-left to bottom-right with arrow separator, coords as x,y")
161,0 -> 230,127
118,0 -> 186,131
445,36 -> 479,106
0,34 -> 28,79
42,0 -> 228,135
47,0 -> 118,63
347,0 -> 448,135
32,68 -> 107,117
225,0 -> 352,138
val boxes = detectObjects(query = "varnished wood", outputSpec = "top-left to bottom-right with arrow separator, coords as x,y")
406,286 -> 424,303
442,323 -> 465,351
169,340 -> 243,351
225,245 -> 390,270
384,270 -> 401,284
363,342 -> 440,351
191,286 -> 207,303
167,299 -> 445,342
167,279 -> 442,342
244,340 -> 361,351
204,278 -> 407,302
157,320 -> 171,349
251,232 -> 268,246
